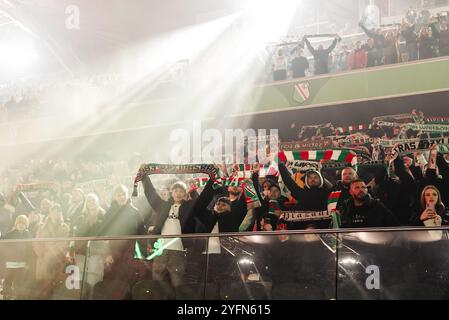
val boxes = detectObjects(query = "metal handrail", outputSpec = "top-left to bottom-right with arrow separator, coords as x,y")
1,225 -> 448,243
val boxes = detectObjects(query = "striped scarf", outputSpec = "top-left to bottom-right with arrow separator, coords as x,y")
15,182 -> 59,193
321,160 -> 386,171
326,191 -> 343,250
277,150 -> 358,167
390,138 -> 449,156
335,124 -> 372,135
425,117 -> 449,124
133,164 -> 220,196
228,163 -> 279,178
268,200 -> 280,215
327,191 -> 342,213
377,121 -> 449,133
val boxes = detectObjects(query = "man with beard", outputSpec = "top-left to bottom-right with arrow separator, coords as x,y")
339,179 -> 398,228
228,185 -> 247,220
193,164 -> 260,285
332,167 -> 358,212
278,162 -> 332,229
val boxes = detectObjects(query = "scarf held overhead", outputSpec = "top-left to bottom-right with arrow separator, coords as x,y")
277,150 -> 357,167
133,164 -> 220,196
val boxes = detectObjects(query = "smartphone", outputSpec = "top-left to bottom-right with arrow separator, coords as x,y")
427,202 -> 435,211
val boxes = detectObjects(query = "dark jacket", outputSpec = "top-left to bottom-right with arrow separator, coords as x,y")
0,206 -> 13,237
436,153 -> 449,206
279,163 -> 331,211
142,175 -> 198,236
291,56 -> 309,78
430,23 -> 449,56
331,181 -> 352,212
2,229 -> 32,264
418,35 -> 436,59
100,200 -> 144,237
340,195 -> 399,228
304,38 -> 338,75
192,179 -> 247,233
402,25 -> 418,47
394,156 -> 420,217
278,163 -> 332,229
72,211 -> 108,255
360,25 -> 385,49
409,199 -> 448,226
369,167 -> 405,224
360,24 -> 400,64
363,43 -> 382,67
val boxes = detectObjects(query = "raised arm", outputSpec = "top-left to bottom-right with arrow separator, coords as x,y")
393,155 -> 416,191
278,162 -> 304,201
142,174 -> 166,212
191,178 -> 215,226
304,37 -> 316,56
325,38 -> 339,54
436,153 -> 449,182
359,22 -> 376,39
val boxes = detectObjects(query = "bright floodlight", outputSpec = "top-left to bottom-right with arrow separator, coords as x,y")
0,43 -> 38,70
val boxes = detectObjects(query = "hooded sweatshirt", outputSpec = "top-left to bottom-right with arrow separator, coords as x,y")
278,163 -> 333,229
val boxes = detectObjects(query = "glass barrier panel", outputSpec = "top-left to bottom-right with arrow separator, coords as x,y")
83,237 -> 209,300
338,229 -> 449,300
0,238 -> 86,300
4,228 -> 449,300
204,233 -> 337,300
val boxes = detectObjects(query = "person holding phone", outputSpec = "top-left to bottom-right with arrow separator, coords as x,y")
411,185 -> 447,226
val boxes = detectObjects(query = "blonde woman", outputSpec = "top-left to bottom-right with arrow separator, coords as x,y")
71,193 -> 112,290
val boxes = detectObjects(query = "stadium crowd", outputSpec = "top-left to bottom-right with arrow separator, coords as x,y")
0,108 -> 448,298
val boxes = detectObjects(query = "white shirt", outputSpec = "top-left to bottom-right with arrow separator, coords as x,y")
204,222 -> 221,255
160,204 -> 184,251
273,55 -> 288,71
